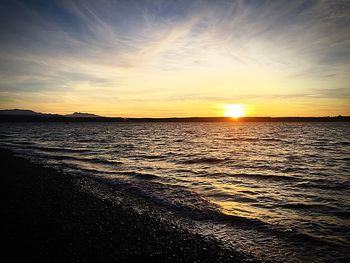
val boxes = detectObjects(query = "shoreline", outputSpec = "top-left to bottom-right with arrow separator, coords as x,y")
0,148 -> 250,262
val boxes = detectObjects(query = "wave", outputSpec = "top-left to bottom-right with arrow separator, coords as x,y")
210,172 -> 298,182
36,146 -> 91,153
93,176 -> 278,230
92,175 -> 333,249
180,157 -> 230,164
2,142 -> 92,154
0,147 -> 118,169
95,176 -> 220,217
44,154 -> 123,166
56,162 -> 118,176
281,166 -> 308,173
1,140 -> 35,146
280,203 -> 329,210
130,154 -> 166,160
207,192 -> 256,203
335,141 -> 350,146
334,157 -> 350,162
57,162 -> 158,180
295,180 -> 350,190
222,137 -> 283,142
333,211 -> 350,219
0,134 -> 13,138
117,171 -> 159,180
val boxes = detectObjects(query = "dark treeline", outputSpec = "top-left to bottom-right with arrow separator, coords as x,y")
0,115 -> 349,123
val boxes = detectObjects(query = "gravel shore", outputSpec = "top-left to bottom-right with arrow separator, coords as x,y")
0,149 -> 250,262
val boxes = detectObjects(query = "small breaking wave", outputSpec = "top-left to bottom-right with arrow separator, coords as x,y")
44,154 -> 124,166
36,146 -> 91,153
93,175 -> 333,249
117,171 -> 159,180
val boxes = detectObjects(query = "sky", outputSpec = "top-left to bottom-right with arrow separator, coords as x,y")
0,0 -> 349,117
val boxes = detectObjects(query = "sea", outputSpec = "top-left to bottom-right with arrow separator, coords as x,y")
1,121 -> 349,262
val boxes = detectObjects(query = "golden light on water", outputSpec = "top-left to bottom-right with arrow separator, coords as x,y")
224,104 -> 246,118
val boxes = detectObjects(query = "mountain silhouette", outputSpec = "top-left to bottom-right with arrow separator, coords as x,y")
0,109 -> 60,117
65,112 -> 101,118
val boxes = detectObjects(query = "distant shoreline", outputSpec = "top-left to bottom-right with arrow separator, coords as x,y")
1,115 -> 349,122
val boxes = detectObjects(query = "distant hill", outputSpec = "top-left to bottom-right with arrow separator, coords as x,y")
0,109 -> 100,118
65,112 -> 101,118
0,109 -> 60,117
0,109 -> 42,116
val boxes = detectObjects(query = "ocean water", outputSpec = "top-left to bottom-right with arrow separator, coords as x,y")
1,122 -> 349,262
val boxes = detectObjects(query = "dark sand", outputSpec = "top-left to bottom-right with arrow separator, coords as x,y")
0,149 -> 251,262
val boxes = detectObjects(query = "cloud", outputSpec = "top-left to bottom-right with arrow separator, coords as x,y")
0,0 -> 349,116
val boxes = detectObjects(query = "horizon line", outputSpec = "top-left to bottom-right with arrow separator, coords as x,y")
0,109 -> 349,119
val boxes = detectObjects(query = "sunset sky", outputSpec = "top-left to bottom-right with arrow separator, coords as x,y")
0,0 -> 349,117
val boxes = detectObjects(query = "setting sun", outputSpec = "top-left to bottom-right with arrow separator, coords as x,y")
224,104 -> 245,118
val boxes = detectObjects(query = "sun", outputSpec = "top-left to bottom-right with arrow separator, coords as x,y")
224,104 -> 246,118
